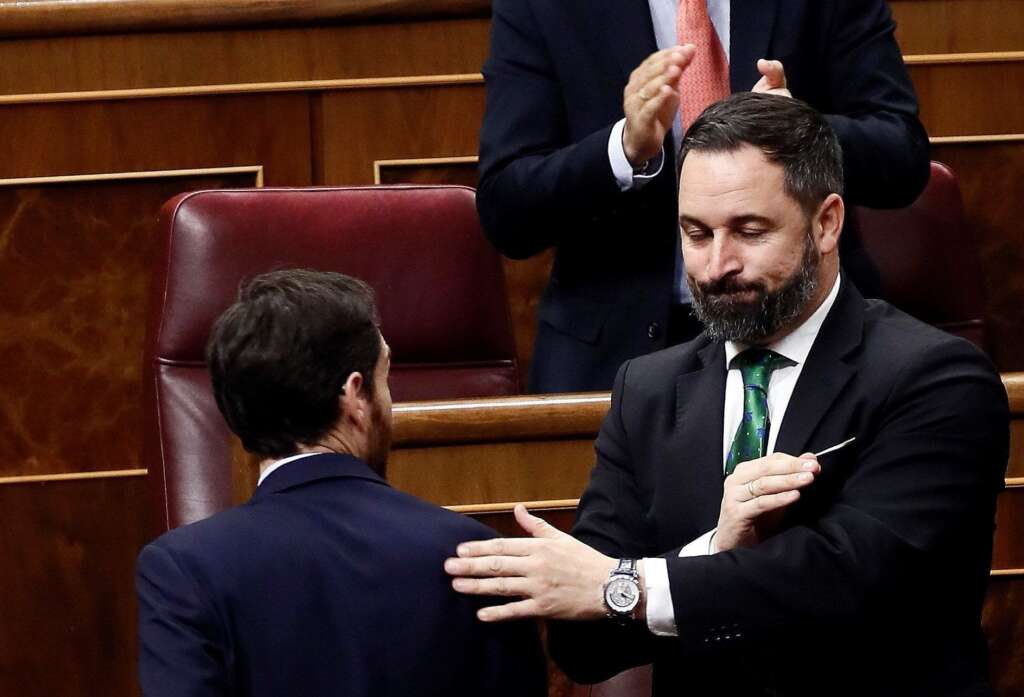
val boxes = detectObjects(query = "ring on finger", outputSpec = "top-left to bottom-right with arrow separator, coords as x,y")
746,480 -> 758,499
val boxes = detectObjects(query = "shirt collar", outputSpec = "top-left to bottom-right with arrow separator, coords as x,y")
724,273 -> 842,368
257,452 -> 322,487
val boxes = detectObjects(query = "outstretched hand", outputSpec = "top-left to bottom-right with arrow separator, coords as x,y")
444,504 -> 617,622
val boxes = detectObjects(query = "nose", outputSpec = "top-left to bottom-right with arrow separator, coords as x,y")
706,235 -> 742,282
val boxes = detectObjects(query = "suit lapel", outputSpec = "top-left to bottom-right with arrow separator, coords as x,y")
729,0 -> 779,90
605,0 -> 659,85
672,339 -> 728,531
774,280 -> 864,456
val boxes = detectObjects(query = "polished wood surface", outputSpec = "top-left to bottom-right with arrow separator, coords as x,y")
0,19 -> 489,97
393,393 -> 609,446
892,0 -> 1024,54
0,0 -> 490,38
0,475 -> 150,697
0,170 -> 259,478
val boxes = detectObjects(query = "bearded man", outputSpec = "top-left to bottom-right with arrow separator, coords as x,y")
136,270 -> 546,697
446,93 -> 1008,696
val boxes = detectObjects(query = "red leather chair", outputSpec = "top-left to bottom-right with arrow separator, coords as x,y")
583,161 -> 988,697
143,185 -> 520,531
848,160 -> 987,349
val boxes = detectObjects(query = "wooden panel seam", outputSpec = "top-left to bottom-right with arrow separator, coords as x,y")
0,469 -> 147,485
373,156 -> 478,184
0,74 -> 484,106
0,165 -> 264,187
931,135 -> 1024,145
904,51 -> 1024,65
447,498 -> 580,514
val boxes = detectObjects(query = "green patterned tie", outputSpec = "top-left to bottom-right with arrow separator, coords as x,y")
725,349 -> 794,475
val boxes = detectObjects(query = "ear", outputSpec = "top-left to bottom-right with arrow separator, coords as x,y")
339,371 -> 369,430
813,193 -> 844,255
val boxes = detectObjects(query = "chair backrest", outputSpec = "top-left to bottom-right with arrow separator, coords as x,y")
847,160 -> 987,349
143,185 -> 519,531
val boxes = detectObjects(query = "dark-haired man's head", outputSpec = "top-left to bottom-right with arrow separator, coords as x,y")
678,92 -> 845,344
207,269 -> 392,474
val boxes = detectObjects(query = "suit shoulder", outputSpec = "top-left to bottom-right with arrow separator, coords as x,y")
862,299 -> 994,367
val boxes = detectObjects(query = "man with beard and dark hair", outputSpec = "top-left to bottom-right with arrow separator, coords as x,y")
446,94 -> 1008,695
136,269 -> 546,697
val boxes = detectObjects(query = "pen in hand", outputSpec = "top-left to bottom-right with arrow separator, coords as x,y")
814,437 -> 855,458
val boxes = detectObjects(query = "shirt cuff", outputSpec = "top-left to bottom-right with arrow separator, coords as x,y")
641,528 -> 718,637
642,557 -> 678,637
679,528 -> 717,557
608,118 -> 665,191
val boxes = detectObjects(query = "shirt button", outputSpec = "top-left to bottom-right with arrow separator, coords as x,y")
647,322 -> 661,340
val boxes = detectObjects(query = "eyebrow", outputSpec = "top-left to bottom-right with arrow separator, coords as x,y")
679,214 -> 775,228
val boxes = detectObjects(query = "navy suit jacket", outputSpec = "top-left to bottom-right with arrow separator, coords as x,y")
477,0 -> 931,392
136,454 -> 547,697
548,280 -> 1007,696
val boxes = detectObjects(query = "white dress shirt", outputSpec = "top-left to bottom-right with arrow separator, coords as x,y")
643,273 -> 842,636
257,452 -> 322,487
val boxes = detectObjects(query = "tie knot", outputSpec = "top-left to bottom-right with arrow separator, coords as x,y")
731,349 -> 793,390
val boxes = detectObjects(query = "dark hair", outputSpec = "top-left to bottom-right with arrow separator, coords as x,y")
207,269 -> 381,458
679,92 -> 844,215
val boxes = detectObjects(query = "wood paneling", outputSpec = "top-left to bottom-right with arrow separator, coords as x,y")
390,440 -> 595,506
910,59 -> 1024,136
984,574 -> 1024,692
0,475 -> 150,697
317,84 -> 484,185
893,0 -> 1024,54
0,19 -> 489,97
0,94 -> 311,182
0,170 -> 258,478
994,486 -> 1024,569
0,0 -> 491,38
931,140 -> 1024,371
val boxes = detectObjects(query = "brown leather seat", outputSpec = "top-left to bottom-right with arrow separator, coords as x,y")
584,161 -> 989,697
143,185 -> 519,531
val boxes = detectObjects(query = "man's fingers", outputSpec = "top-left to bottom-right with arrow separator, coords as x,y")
734,453 -> 819,481
451,575 -> 531,597
477,598 -> 541,622
741,471 -> 816,501
453,535 -> 536,559
756,59 -> 786,87
513,504 -> 563,540
745,489 -> 800,513
445,554 -> 530,577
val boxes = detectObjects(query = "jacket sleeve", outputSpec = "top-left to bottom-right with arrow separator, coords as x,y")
548,360 -> 663,683
136,543 -> 230,697
475,0 -> 626,260
820,0 -> 931,208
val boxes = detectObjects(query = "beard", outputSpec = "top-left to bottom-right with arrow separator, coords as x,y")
688,230 -> 820,344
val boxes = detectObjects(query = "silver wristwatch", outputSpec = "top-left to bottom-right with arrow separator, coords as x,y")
603,558 -> 642,621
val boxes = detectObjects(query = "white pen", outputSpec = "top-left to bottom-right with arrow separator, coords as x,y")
815,437 -> 856,458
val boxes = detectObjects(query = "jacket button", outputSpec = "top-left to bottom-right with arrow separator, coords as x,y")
647,322 -> 661,340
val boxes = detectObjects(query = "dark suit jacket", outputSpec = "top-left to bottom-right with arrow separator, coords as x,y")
477,0 -> 931,392
548,280 -> 1008,696
136,454 -> 547,697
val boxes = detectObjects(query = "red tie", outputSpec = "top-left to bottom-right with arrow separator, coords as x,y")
677,0 -> 731,133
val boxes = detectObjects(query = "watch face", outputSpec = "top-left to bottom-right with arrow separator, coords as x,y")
605,577 -> 640,613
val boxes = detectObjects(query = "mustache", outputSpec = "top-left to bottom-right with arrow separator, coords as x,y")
692,276 -> 767,298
